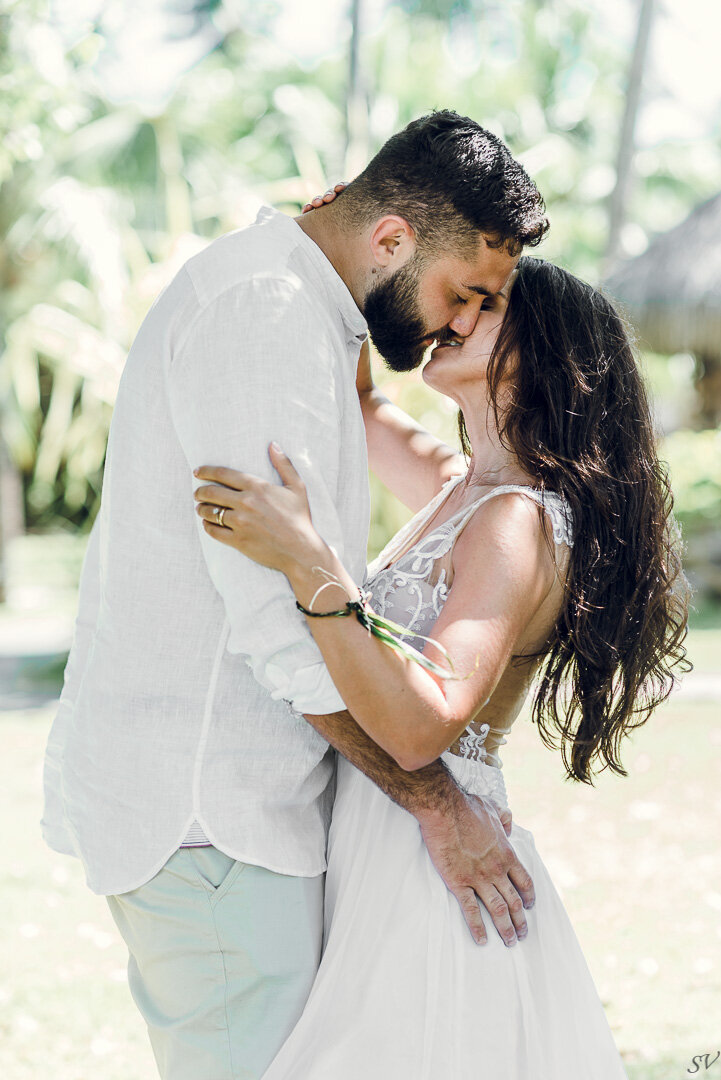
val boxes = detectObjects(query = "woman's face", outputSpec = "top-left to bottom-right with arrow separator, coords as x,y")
421,276 -> 514,399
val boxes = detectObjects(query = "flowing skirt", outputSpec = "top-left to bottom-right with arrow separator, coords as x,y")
261,753 -> 628,1079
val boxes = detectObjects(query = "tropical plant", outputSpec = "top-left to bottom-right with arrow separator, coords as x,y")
1,0 -> 720,572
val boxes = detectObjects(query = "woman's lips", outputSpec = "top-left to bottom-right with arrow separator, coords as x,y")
432,339 -> 463,353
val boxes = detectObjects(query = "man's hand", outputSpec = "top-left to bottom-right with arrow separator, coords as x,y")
415,784 -> 534,947
302,706 -> 533,947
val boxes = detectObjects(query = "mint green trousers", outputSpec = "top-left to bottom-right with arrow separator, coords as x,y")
106,846 -> 324,1080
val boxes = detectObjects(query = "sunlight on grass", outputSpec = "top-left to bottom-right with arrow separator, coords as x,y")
1,705 -> 157,1080
502,697 -> 721,1079
2,693 -> 719,1078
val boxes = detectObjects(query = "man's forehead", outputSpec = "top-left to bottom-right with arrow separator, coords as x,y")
457,249 -> 519,296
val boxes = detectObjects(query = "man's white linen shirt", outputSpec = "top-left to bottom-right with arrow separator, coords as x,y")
41,206 -> 370,896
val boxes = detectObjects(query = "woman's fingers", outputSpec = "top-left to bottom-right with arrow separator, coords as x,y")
193,451 -> 301,513
301,181 -> 349,214
268,442 -> 303,489
195,503 -> 243,536
200,518 -> 239,547
193,482 -> 247,508
196,501 -> 228,523
193,465 -> 252,488
303,192 -> 334,213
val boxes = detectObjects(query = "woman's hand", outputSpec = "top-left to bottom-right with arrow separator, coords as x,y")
193,444 -> 326,575
301,181 -> 348,215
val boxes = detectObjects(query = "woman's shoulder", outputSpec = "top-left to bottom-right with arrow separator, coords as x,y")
431,489 -> 568,663
450,487 -> 569,598
454,485 -> 574,551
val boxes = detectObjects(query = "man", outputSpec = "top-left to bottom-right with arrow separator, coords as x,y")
42,110 -> 548,1080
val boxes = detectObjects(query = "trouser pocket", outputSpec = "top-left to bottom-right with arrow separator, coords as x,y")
106,861 -> 325,1080
188,846 -> 245,898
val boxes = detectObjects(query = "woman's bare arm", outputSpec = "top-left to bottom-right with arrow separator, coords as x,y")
357,340 -> 465,512
288,492 -> 556,769
195,457 -> 558,771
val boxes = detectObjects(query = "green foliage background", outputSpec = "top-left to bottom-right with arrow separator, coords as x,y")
1,0 -> 719,567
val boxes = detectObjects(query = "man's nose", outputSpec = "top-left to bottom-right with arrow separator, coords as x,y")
448,305 -> 482,338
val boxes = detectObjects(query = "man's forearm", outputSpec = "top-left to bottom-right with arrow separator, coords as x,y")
303,708 -> 461,818
304,707 -> 530,948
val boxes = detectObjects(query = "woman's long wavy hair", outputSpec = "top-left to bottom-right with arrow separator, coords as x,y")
458,256 -> 692,784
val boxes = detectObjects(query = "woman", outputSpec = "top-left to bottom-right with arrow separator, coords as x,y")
192,254 -> 690,1078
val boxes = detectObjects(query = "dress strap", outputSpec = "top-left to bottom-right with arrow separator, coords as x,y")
449,484 -> 574,549
367,478 -> 574,580
368,473 -> 465,573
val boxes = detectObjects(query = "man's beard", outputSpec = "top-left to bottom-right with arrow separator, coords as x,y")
363,255 -> 434,372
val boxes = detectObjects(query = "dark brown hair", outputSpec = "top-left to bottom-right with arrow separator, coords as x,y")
334,110 -> 549,257
459,256 -> 692,784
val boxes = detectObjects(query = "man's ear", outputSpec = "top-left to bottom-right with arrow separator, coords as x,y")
368,215 -> 416,271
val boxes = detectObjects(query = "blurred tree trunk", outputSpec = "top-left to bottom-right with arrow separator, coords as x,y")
0,431 -> 25,604
345,0 -> 370,178
693,355 -> 721,429
604,0 -> 656,271
153,115 -> 193,242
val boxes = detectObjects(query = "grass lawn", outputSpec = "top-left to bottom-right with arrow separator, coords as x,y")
3,694 -> 720,1080
2,532 -> 720,1078
505,697 -> 721,1080
2,704 -> 157,1080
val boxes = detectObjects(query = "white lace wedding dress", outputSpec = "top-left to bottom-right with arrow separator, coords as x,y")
261,476 -> 629,1080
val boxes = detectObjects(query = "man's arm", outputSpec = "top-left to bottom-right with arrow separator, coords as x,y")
168,274 -> 352,715
356,341 -> 465,514
303,707 -> 534,947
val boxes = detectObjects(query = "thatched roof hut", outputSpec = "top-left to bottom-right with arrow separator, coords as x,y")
606,190 -> 721,361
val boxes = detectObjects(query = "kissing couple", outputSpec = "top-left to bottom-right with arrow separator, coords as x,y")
43,110 -> 689,1079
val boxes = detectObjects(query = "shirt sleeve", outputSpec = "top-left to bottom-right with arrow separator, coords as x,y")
167,273 -> 350,715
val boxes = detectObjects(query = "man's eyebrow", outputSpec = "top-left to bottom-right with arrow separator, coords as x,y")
461,282 -> 493,296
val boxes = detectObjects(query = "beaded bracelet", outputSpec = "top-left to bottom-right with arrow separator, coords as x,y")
294,571 -> 461,681
296,598 -> 363,618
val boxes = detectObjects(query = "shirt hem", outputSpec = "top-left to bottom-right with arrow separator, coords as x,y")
81,835 -> 328,896
42,827 -> 81,860
43,810 -> 328,895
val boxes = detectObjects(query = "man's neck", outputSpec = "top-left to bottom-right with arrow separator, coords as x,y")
294,208 -> 366,310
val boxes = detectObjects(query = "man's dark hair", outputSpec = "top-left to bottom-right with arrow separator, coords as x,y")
334,110 -> 549,257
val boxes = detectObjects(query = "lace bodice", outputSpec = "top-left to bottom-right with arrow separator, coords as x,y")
363,474 -> 574,773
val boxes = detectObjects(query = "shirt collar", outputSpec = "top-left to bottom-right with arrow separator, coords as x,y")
254,205 -> 368,346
